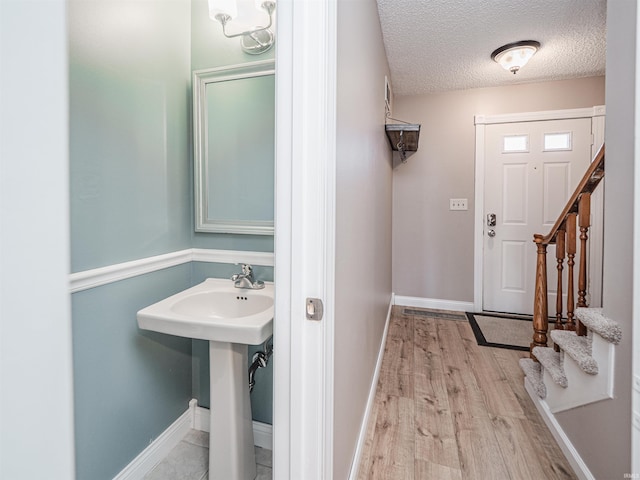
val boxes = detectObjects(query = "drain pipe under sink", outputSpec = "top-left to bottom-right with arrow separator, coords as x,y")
248,336 -> 273,393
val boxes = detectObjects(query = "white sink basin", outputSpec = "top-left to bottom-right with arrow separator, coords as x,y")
137,278 -> 274,345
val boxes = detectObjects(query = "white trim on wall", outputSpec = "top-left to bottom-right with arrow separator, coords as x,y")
69,248 -> 275,293
276,0 -> 337,478
394,295 -> 474,313
475,106 -> 604,125
191,248 -> 274,266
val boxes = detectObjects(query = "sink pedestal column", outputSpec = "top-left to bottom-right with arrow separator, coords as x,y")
208,341 -> 257,480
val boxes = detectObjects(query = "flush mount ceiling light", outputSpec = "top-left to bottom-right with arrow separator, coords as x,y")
491,40 -> 541,74
208,0 -> 276,55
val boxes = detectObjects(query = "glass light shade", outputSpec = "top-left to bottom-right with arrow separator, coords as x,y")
209,0 -> 237,20
492,41 -> 540,74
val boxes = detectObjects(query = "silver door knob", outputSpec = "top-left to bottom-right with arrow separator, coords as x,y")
488,229 -> 496,237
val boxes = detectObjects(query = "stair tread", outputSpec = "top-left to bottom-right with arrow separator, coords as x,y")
519,358 -> 546,398
532,346 -> 567,387
550,330 -> 598,375
575,307 -> 622,344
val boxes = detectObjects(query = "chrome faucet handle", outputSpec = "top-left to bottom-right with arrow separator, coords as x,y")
241,263 -> 253,275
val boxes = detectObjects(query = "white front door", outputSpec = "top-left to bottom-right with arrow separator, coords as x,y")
482,118 -> 593,315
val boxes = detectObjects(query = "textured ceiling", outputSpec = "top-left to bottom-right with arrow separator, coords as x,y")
376,0 -> 607,96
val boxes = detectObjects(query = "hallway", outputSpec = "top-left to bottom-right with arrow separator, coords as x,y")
357,307 -> 577,479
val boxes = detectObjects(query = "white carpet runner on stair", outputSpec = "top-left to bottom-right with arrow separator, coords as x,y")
519,308 -> 621,407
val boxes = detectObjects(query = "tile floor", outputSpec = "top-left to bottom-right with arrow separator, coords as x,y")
144,429 -> 272,480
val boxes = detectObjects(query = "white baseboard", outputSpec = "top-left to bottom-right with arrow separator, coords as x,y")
524,380 -> 595,480
115,399 -> 273,479
113,404 -> 193,480
394,295 -> 474,313
348,293 -> 395,480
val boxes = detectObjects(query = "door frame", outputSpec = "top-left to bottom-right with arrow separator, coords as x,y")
273,0 -> 337,478
473,106 -> 606,313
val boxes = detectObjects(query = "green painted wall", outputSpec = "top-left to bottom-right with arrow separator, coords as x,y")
72,266 -> 193,480
69,0 -> 192,273
69,1 -> 194,478
69,1 -> 276,477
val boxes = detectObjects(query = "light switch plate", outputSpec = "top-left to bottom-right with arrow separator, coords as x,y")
450,198 -> 468,211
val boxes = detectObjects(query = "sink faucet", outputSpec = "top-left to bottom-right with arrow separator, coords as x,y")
231,264 -> 265,289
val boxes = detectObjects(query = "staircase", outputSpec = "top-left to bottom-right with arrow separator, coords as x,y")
520,307 -> 621,412
519,145 -> 623,413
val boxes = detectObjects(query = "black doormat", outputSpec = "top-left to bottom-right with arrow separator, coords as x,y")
465,312 -> 533,351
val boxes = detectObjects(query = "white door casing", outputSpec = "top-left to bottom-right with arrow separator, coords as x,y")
274,0 -> 337,479
474,107 -> 606,315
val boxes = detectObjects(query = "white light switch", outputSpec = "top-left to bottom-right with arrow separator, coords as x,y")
450,198 -> 468,211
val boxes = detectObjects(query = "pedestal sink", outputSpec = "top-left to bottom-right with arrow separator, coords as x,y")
137,278 -> 274,480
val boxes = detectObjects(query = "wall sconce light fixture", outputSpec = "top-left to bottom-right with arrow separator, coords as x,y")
208,0 -> 276,55
491,40 -> 540,74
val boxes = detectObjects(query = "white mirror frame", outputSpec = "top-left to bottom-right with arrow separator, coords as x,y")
193,59 -> 275,234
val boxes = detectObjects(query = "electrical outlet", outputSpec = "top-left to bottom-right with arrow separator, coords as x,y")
450,198 -> 468,211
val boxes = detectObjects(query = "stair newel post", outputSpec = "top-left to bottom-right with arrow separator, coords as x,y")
566,213 -> 577,331
577,193 -> 591,336
532,234 -> 549,359
555,229 -> 565,330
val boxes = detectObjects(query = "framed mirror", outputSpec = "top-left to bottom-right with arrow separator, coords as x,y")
193,60 -> 275,234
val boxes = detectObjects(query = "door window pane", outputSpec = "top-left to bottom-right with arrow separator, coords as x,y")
544,132 -> 572,151
502,134 -> 529,153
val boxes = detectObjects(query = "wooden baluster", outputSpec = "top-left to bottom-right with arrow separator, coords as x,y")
576,193 -> 591,336
566,213 -> 577,331
532,234 -> 549,358
555,229 -> 565,331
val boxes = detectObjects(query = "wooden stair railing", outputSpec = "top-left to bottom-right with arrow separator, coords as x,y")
531,145 -> 605,357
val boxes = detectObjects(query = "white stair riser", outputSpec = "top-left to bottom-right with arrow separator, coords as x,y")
545,334 -> 615,412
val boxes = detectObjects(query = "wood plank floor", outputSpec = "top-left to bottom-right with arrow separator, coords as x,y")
357,306 -> 577,480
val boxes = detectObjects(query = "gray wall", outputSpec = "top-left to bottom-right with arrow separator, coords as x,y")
334,0 -> 393,477
392,76 -> 605,302
554,2 -> 635,477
